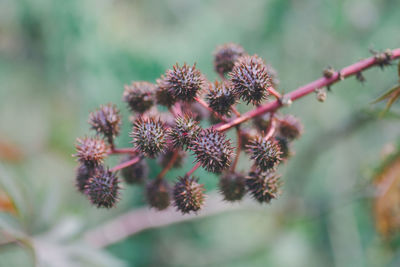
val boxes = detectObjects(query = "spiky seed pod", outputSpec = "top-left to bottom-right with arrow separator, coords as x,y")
76,163 -> 100,193
123,81 -> 155,113
240,128 -> 258,152
89,104 -> 121,144
157,149 -> 186,168
131,117 -> 166,158
168,114 -> 201,150
85,168 -> 120,208
253,113 -> 272,132
121,156 -> 148,184
159,63 -> 204,102
246,170 -> 282,203
191,129 -> 234,173
173,176 -> 205,214
156,76 -> 177,107
219,172 -> 246,201
146,179 -> 171,210
214,43 -> 247,77
274,136 -> 291,160
246,137 -> 282,171
277,115 -> 303,140
230,55 -> 271,105
206,81 -> 238,115
74,137 -> 108,166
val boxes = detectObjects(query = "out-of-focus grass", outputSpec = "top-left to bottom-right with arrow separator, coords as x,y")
1,0 -> 400,266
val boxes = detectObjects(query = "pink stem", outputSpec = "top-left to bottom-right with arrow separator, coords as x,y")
109,148 -> 137,155
194,97 -> 228,122
216,48 -> 400,132
186,162 -> 201,177
110,156 -> 140,172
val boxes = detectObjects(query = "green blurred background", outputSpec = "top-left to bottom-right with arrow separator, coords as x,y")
1,0 -> 400,266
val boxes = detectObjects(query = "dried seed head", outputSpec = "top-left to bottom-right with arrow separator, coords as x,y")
121,156 -> 148,184
157,149 -> 186,168
123,81 -> 155,113
158,63 -> 204,102
76,163 -> 101,193
85,168 -> 120,208
168,114 -> 201,150
191,129 -> 234,173
274,136 -> 291,160
130,117 -> 166,158
156,76 -> 177,107
230,55 -> 271,105
146,179 -> 171,210
206,81 -> 238,115
246,170 -> 282,203
173,176 -> 205,214
74,137 -> 108,166
277,115 -> 303,140
214,43 -> 247,77
89,104 -> 121,143
219,172 -> 246,201
246,137 -> 282,171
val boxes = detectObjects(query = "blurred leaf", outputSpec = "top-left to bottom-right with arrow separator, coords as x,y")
0,190 -> 16,214
371,84 -> 400,104
0,137 -> 23,163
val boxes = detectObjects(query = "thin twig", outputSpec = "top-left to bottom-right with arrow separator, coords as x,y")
156,150 -> 180,179
194,97 -> 228,122
186,162 -> 201,177
231,126 -> 242,172
109,147 -> 137,155
110,156 -> 141,172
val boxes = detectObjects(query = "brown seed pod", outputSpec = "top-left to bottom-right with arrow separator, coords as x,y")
157,149 -> 186,169
219,172 -> 246,201
74,137 -> 108,166
130,117 -> 167,158
89,103 -> 121,144
146,179 -> 171,210
191,129 -> 234,173
85,168 -> 120,209
246,136 -> 282,171
121,156 -> 148,184
158,63 -> 204,102
168,114 -> 202,150
230,55 -> 271,105
277,115 -> 303,140
206,81 -> 238,116
123,81 -> 155,113
214,43 -> 247,77
173,176 -> 205,214
246,170 -> 282,203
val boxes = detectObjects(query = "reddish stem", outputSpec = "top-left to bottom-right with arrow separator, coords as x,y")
110,156 -> 141,172
216,48 -> 400,132
263,117 -> 276,141
231,106 -> 241,117
267,87 -> 282,99
157,150 -> 180,179
109,148 -> 137,155
231,126 -> 242,172
186,162 -> 201,177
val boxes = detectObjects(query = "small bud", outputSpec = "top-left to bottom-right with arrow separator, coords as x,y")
214,43 -> 247,77
158,63 -> 204,102
230,55 -> 271,105
121,156 -> 148,184
246,136 -> 282,171
246,170 -> 282,203
131,117 -> 166,158
146,179 -> 171,210
89,104 -> 121,144
323,66 -> 335,78
277,115 -> 303,140
206,81 -> 238,115
157,149 -> 186,168
85,168 -> 120,208
74,137 -> 108,166
123,82 -> 155,113
168,114 -> 202,150
173,176 -> 205,214
373,49 -> 392,68
315,88 -> 327,102
191,129 -> 234,173
219,172 -> 246,201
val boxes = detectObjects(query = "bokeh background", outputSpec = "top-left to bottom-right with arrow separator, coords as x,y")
1,0 -> 400,266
